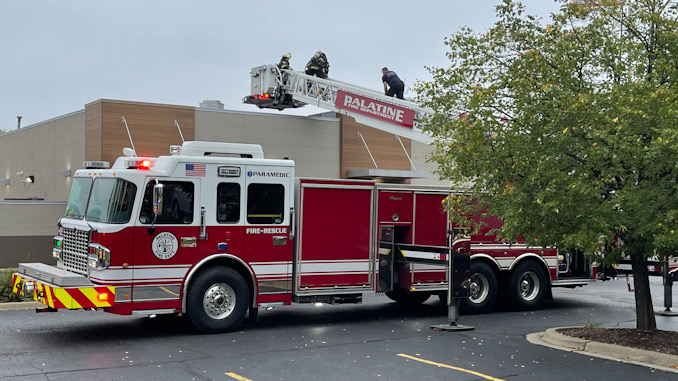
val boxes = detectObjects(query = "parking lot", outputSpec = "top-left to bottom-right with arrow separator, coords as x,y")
0,276 -> 676,381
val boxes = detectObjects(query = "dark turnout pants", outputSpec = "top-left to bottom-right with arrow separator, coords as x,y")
306,68 -> 326,79
386,81 -> 405,99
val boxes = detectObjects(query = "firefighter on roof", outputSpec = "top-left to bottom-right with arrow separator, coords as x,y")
382,67 -> 405,99
305,51 -> 329,78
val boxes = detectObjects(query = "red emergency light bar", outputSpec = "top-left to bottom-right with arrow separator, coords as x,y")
125,158 -> 155,170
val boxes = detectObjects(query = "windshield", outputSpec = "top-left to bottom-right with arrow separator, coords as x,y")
85,178 -> 137,223
65,177 -> 92,219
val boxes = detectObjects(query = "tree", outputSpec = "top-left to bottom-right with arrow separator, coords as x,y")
416,0 -> 678,330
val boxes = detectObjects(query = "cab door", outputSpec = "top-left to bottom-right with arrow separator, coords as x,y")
243,164 -> 294,302
132,178 -> 201,308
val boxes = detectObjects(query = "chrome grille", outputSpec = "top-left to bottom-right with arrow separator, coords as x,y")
62,228 -> 90,275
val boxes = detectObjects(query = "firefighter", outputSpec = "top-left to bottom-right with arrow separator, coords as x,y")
305,51 -> 329,79
278,53 -> 292,70
276,53 -> 293,105
381,67 -> 405,100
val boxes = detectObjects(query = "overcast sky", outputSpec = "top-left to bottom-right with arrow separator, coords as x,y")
0,0 -> 561,131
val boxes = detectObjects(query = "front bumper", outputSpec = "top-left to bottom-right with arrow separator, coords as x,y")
12,263 -> 114,309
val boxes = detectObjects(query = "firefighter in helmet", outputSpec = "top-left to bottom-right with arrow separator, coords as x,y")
278,53 -> 292,70
305,50 -> 329,79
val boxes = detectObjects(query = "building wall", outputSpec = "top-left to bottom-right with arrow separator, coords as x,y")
0,111 -> 85,201
85,99 -> 195,166
340,115 -> 412,183
195,109 -> 341,179
411,141 -> 451,186
0,202 -> 66,268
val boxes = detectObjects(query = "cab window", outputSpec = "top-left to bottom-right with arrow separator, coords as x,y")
140,181 -> 194,224
217,183 -> 241,223
247,183 -> 284,224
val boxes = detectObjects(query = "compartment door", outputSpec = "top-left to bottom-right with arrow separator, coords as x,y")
296,182 -> 374,292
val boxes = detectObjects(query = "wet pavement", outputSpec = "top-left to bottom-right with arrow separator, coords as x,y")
0,276 -> 676,381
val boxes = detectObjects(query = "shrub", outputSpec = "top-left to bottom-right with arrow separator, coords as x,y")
0,268 -> 22,303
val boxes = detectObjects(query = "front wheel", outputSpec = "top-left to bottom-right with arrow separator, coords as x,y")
185,266 -> 250,334
507,261 -> 548,311
459,261 -> 498,314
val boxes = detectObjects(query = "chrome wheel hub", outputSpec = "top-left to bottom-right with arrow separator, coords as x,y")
203,283 -> 236,319
469,273 -> 489,303
519,271 -> 539,301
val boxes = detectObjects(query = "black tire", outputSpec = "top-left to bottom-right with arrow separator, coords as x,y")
507,261 -> 548,311
185,266 -> 250,334
459,261 -> 498,314
385,288 -> 431,305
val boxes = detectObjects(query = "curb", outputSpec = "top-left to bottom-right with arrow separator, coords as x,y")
0,301 -> 43,311
527,327 -> 678,373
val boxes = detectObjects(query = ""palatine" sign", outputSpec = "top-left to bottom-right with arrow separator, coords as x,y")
335,90 -> 415,128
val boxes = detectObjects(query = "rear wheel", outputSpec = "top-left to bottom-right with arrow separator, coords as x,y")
507,261 -> 548,310
385,288 -> 431,305
185,266 -> 250,334
459,261 -> 498,314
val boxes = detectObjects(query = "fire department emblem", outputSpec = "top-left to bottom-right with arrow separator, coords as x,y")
152,232 -> 179,260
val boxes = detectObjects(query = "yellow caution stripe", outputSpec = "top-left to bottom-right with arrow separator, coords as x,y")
11,273 -> 114,309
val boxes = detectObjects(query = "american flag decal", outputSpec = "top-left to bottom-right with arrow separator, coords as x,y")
185,163 -> 206,177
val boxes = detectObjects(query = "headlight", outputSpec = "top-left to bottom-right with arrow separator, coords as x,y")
88,243 -> 111,270
52,236 -> 63,259
22,281 -> 35,299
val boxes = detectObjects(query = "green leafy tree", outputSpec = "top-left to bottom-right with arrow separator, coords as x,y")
416,0 -> 678,330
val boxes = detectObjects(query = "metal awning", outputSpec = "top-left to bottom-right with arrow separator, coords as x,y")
347,169 -> 428,181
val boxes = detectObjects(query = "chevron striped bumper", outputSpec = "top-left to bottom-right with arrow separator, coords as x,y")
12,273 -> 115,310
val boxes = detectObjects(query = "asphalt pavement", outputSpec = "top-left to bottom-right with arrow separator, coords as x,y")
1,275 -> 677,380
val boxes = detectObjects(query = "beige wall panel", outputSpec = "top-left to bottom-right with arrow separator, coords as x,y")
0,202 -> 65,268
294,160 -> 341,179
410,141 -> 451,186
0,236 -> 55,268
195,112 -> 248,141
243,127 -> 296,147
294,131 -> 339,149
195,110 -> 340,178
293,146 -> 340,162
0,112 -> 85,201
53,114 -> 86,200
0,203 -> 67,236
0,128 -> 34,200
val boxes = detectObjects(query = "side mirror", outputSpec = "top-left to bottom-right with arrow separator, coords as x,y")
153,183 -> 164,216
149,183 -> 164,235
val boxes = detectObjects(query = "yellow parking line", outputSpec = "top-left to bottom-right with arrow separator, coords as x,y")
397,353 -> 506,381
225,372 -> 254,381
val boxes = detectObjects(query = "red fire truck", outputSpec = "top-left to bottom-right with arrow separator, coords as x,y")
11,141 -> 595,333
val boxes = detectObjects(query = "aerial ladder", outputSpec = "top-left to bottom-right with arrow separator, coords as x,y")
243,64 -> 434,144
243,65 -> 476,330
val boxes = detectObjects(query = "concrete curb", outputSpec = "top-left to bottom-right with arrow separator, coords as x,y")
527,327 -> 678,373
0,301 -> 43,311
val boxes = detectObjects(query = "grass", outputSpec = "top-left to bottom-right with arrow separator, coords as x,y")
0,268 -> 22,303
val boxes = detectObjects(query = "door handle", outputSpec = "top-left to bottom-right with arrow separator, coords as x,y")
272,236 -> 288,246
181,237 -> 197,247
